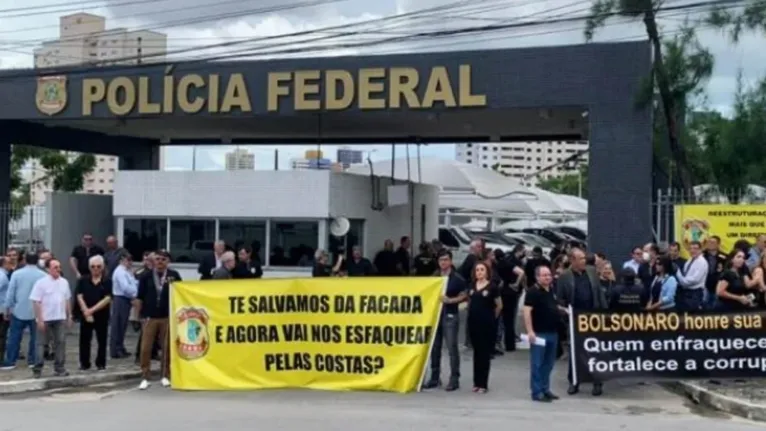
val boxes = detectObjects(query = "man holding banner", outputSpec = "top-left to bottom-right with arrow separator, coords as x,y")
423,250 -> 467,391
556,248 -> 607,396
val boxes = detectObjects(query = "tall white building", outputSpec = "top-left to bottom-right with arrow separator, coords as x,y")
225,148 -> 255,171
455,141 -> 589,187
30,13 -> 167,205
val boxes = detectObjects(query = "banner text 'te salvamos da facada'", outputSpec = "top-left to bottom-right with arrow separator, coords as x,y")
570,309 -> 766,383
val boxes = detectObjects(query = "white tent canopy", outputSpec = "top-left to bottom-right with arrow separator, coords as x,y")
497,219 -> 556,230
346,158 -> 534,198
439,188 -> 587,216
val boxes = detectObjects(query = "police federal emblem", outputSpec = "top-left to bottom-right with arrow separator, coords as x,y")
175,307 -> 211,360
35,75 -> 68,116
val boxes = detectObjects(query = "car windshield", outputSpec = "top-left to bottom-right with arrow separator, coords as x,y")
472,231 -> 516,245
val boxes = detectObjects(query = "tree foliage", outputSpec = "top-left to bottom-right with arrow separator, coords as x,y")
9,146 -> 97,209
584,0 -> 698,190
707,0 -> 766,42
538,165 -> 589,199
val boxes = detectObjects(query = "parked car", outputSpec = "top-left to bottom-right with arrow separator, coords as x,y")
504,232 -> 554,256
438,226 -> 516,266
521,228 -> 587,250
551,225 -> 587,241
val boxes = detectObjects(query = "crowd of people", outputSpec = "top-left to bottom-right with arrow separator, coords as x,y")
314,233 -> 766,402
0,230 -> 761,399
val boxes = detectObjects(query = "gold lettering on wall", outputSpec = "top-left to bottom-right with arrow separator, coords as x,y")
268,72 -> 292,112
263,65 -> 486,111
458,64 -> 486,107
78,65 -> 485,115
177,74 -> 205,113
219,73 -> 251,113
324,70 -> 353,110
138,77 -> 160,114
294,70 -> 321,111
82,78 -> 105,116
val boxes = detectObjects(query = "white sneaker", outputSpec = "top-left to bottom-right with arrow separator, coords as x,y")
160,377 -> 170,387
138,379 -> 150,390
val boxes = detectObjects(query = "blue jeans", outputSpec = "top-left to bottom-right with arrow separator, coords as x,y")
702,289 -> 718,310
4,315 -> 36,367
529,332 -> 558,399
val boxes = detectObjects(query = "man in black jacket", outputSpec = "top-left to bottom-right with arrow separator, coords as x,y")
197,241 -> 225,280
556,247 -> 608,396
373,240 -> 399,276
609,268 -> 648,311
136,250 -> 181,391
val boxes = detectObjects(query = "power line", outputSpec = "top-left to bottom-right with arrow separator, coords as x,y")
0,0 -> 744,81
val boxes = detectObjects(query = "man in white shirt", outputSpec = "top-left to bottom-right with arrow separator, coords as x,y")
674,241 -> 708,312
29,259 -> 73,378
622,246 -> 643,273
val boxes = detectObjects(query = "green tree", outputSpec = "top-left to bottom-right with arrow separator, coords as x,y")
8,146 -> 97,214
707,1 -> 766,42
585,1 -> 702,190
697,76 -> 766,200
538,165 -> 589,198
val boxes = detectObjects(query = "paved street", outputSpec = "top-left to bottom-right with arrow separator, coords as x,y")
0,327 -> 138,381
0,351 -> 762,431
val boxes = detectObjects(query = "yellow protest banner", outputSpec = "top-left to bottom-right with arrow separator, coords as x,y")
675,204 -> 766,256
169,277 -> 445,393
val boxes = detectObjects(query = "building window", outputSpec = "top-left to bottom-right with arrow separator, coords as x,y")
269,221 -> 318,267
219,220 -> 266,262
169,219 -> 216,264
123,218 -> 168,261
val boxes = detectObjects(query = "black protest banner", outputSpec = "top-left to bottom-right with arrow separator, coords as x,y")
569,309 -> 766,384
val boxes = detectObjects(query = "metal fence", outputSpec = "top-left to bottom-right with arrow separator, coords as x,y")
0,203 -> 47,252
654,187 -> 766,245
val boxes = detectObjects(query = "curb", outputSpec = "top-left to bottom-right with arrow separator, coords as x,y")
673,381 -> 766,422
0,370 -> 142,395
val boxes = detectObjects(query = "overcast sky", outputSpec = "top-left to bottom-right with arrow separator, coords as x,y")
1,0 -> 762,170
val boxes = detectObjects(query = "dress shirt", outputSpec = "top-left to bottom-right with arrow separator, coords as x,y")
675,255 -> 708,290
4,266 -> 47,320
112,265 -> 138,298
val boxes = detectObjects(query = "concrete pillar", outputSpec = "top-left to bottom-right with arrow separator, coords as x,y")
118,142 -> 161,171
0,143 -> 10,251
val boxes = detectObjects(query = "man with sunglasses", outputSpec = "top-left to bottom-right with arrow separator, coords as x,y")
29,258 -> 73,378
136,250 -> 181,390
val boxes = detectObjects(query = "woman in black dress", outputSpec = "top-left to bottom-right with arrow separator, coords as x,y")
467,261 -> 503,393
716,249 -> 757,310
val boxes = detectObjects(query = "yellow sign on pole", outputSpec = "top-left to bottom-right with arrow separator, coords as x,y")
674,205 -> 766,256
169,277 -> 445,393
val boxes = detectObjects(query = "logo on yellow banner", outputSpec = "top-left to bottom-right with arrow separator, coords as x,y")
174,307 -> 211,361
675,204 -> 766,256
169,277 -> 445,393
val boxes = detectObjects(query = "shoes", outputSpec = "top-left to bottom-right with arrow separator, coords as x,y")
592,383 -> 603,397
544,392 -> 560,400
97,366 -> 106,371
422,379 -> 440,389
54,370 -> 69,377
139,379 -> 150,390
32,370 -> 41,379
533,394 -> 552,403
0,365 -> 15,370
161,377 -> 171,387
567,384 -> 579,395
79,365 -> 91,371
445,381 -> 459,392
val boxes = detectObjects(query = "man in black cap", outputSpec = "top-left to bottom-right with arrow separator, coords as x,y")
136,250 -> 181,390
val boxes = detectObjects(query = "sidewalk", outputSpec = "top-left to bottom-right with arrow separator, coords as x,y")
0,328 -> 144,395
675,379 -> 766,422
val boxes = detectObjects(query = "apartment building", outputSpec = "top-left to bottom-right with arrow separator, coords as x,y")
30,13 -> 167,205
225,148 -> 256,171
455,141 -> 589,187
